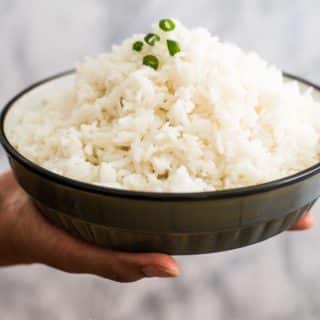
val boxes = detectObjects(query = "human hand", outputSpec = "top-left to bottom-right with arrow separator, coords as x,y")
0,171 -> 314,282
0,171 -> 179,282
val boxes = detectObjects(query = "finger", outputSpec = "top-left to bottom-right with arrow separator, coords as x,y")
40,228 -> 180,282
17,205 -> 180,282
289,212 -> 315,231
115,251 -> 180,279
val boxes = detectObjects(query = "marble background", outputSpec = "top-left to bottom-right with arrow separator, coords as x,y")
1,0 -> 320,319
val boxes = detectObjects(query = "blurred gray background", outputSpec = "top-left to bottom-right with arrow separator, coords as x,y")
1,0 -> 320,319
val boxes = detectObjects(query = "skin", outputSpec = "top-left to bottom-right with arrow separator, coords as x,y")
0,171 -> 314,282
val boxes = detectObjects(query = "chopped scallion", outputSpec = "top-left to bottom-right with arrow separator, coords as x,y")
132,41 -> 144,51
167,39 -> 180,56
144,33 -> 160,46
143,55 -> 159,70
159,19 -> 175,31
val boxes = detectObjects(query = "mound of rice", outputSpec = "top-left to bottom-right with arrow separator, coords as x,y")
6,20 -> 320,192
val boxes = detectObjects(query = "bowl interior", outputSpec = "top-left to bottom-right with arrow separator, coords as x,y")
4,72 -> 75,133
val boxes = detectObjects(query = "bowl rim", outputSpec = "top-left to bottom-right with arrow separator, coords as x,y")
1,70 -> 320,201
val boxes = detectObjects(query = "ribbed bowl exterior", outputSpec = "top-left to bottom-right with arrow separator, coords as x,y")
7,156 -> 320,255
37,201 -> 313,254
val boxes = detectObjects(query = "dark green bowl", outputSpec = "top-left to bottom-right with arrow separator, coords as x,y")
1,71 -> 320,255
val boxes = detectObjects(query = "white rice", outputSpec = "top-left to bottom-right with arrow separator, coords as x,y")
6,20 -> 320,192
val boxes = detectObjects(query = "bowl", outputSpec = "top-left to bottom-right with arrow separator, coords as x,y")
1,71 -> 320,255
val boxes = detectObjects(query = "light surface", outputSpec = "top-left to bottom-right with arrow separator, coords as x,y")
1,1 -> 320,319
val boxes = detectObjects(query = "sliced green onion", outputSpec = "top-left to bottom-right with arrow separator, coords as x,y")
159,19 -> 175,31
167,39 -> 180,56
132,41 -> 144,52
143,55 -> 159,70
144,33 -> 160,46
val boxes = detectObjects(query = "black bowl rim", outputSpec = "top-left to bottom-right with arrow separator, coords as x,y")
1,70 -> 320,201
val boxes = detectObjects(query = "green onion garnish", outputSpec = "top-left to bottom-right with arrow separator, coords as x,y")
167,39 -> 180,56
159,19 -> 175,32
143,55 -> 159,70
144,33 -> 160,46
132,41 -> 144,52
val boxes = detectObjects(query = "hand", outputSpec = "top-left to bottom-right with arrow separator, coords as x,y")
0,171 -> 179,282
0,171 -> 314,282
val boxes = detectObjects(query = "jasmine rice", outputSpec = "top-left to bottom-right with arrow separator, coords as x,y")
6,20 -> 320,192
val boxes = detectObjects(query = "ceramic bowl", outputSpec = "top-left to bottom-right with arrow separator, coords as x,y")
1,71 -> 319,255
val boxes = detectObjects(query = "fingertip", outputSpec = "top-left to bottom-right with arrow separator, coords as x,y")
141,265 -> 179,278
303,213 -> 315,228
119,252 -> 180,278
161,256 -> 180,277
144,253 -> 180,277
290,212 -> 315,231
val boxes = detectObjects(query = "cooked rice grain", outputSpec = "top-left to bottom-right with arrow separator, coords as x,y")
6,20 -> 320,192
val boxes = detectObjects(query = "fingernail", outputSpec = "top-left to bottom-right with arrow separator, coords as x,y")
142,265 -> 179,278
